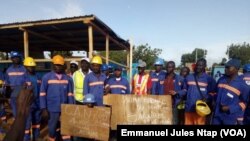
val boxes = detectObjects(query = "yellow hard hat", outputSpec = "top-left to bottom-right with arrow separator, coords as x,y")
23,57 -> 36,66
91,55 -> 102,65
196,100 -> 211,117
52,55 -> 65,65
177,101 -> 185,110
0,80 -> 3,85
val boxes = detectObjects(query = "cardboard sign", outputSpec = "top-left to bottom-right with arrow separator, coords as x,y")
61,104 -> 111,141
103,94 -> 172,130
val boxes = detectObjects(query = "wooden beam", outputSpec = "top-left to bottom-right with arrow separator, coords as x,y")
99,55 -> 128,68
105,35 -> 109,64
88,21 -> 129,50
127,50 -> 130,69
19,27 -> 80,50
88,25 -> 93,59
0,17 -> 94,29
23,30 -> 29,57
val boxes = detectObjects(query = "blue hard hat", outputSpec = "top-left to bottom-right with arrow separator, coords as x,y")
154,58 -> 164,65
101,64 -> 109,71
226,59 -> 241,69
83,94 -> 96,104
10,51 -> 22,58
243,64 -> 250,72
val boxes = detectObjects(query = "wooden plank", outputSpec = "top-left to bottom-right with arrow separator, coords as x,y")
89,21 -> 129,50
105,35 -> 109,64
23,30 -> 29,57
19,27 -> 80,50
0,17 -> 94,29
103,95 -> 172,130
88,25 -> 93,59
129,39 -> 133,83
61,104 -> 111,141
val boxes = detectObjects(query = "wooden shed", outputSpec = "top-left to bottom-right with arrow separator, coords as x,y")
0,15 -> 133,80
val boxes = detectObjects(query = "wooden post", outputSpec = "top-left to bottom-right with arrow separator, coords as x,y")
129,39 -> 133,84
23,30 -> 29,58
106,35 -> 109,64
126,50 -> 131,77
88,25 -> 93,59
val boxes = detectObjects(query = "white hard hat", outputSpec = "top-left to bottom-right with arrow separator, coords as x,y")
81,57 -> 90,62
70,60 -> 78,66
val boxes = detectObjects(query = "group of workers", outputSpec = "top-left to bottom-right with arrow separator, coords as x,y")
0,51 -> 250,141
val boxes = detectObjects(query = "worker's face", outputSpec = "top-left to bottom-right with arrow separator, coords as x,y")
180,68 -> 190,78
70,64 -> 78,74
155,65 -> 162,72
195,61 -> 205,73
11,57 -> 21,65
114,70 -> 122,78
225,66 -> 237,76
166,63 -> 175,73
25,66 -> 35,73
138,67 -> 145,74
81,60 -> 90,71
54,64 -> 64,74
91,63 -> 101,73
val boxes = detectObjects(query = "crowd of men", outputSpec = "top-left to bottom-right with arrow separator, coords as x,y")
0,51 -> 250,141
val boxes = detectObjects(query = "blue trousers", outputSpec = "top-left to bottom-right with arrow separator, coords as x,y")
24,108 -> 41,141
212,116 -> 237,125
48,112 -> 71,141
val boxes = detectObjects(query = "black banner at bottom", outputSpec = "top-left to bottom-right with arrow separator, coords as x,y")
117,125 -> 250,141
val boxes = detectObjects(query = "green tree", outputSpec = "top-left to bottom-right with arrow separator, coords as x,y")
99,50 -> 127,65
220,58 -> 227,65
227,42 -> 250,65
181,48 -> 207,65
133,44 -> 162,69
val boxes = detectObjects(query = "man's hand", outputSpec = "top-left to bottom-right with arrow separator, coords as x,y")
220,105 -> 230,112
169,90 -> 177,96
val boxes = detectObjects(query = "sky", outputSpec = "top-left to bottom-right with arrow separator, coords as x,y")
1,0 -> 250,66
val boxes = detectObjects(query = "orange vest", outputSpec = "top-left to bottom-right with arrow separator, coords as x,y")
133,74 -> 149,95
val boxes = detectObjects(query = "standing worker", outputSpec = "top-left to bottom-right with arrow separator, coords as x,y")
105,66 -> 130,94
40,55 -> 74,141
0,71 -> 6,123
68,60 -> 78,77
150,58 -> 166,95
243,64 -> 250,125
73,58 -> 90,104
5,51 -> 28,117
132,60 -> 152,95
161,61 -> 186,124
84,55 -> 106,106
181,58 -> 216,125
212,59 -> 249,125
23,57 -> 42,141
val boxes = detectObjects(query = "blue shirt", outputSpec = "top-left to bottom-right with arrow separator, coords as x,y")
214,75 -> 249,120
106,77 -> 130,94
150,71 -> 166,95
26,73 -> 42,109
40,71 -> 74,112
5,65 -> 27,97
242,73 -> 250,124
183,73 -> 216,112
84,72 -> 106,106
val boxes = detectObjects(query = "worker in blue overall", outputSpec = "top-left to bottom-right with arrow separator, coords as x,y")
23,57 -> 42,141
150,58 -> 166,95
242,64 -> 250,124
84,55 -> 106,106
5,51 -> 28,117
105,66 -> 130,94
181,58 -> 216,125
0,71 -> 6,127
40,55 -> 74,141
212,59 -> 249,125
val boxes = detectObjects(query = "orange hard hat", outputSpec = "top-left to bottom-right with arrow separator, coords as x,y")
52,55 -> 65,65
